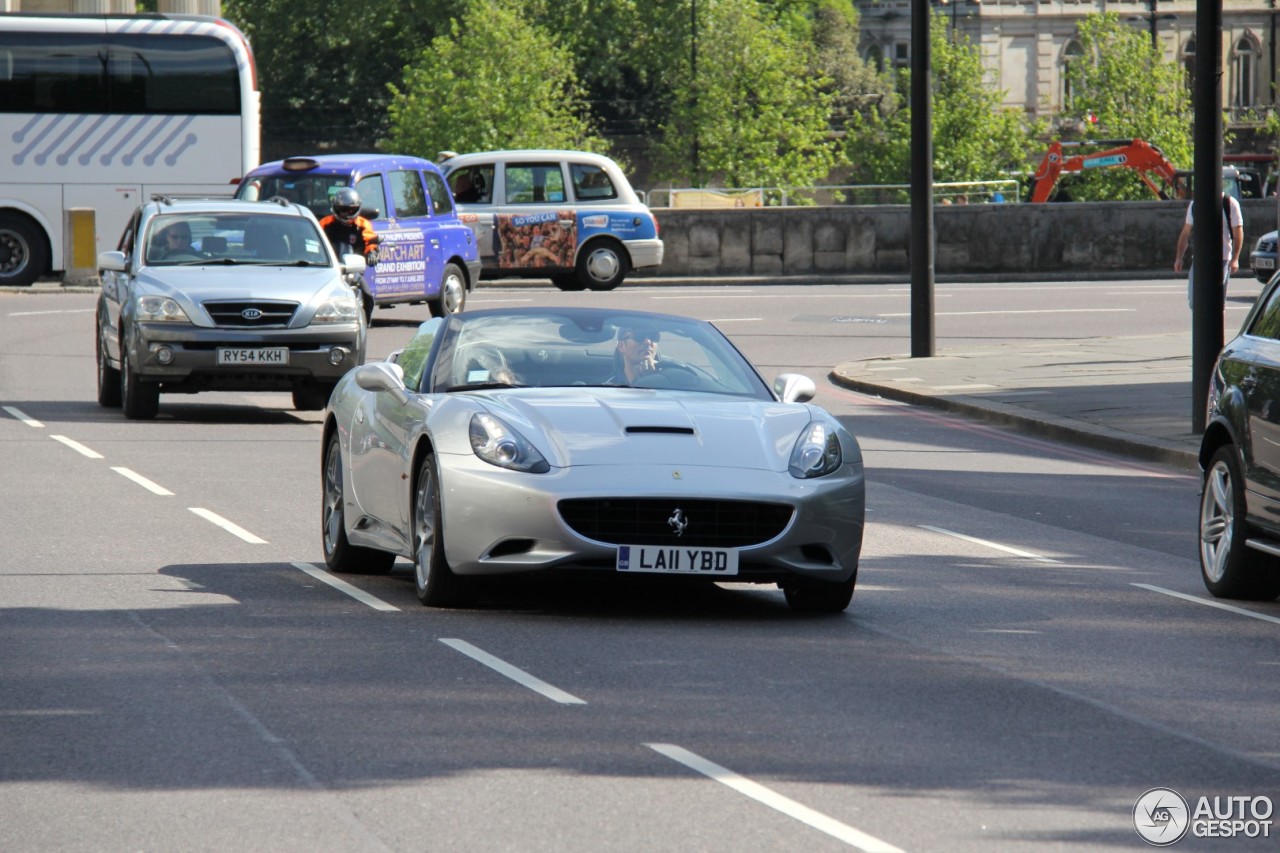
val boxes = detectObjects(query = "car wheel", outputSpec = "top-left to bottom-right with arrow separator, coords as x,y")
1257,271 -> 1272,283
781,573 -> 856,614
119,345 -> 159,420
1199,445 -> 1280,599
413,452 -> 476,607
292,382 -> 334,411
361,290 -> 375,324
551,273 -> 586,292
96,327 -> 121,408
575,239 -> 628,291
429,263 -> 467,317
0,212 -> 48,288
322,434 -> 395,574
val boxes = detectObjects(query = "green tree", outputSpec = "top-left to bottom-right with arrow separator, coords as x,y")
844,13 -> 1042,198
1062,12 -> 1192,200
382,0 -> 606,158
222,0 -> 455,157
650,0 -> 844,190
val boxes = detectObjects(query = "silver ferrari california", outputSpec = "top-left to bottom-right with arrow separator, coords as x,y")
321,306 -> 865,612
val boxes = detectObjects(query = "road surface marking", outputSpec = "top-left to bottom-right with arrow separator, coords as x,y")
440,638 -> 586,705
292,562 -> 398,612
1133,583 -> 1280,626
7,308 -> 95,316
188,508 -> 267,544
646,743 -> 905,852
2,406 -> 42,427
879,308 -> 1135,317
918,525 -> 1058,563
111,467 -> 173,495
50,435 -> 103,459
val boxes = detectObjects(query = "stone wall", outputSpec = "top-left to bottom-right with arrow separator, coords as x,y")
649,199 -> 1278,277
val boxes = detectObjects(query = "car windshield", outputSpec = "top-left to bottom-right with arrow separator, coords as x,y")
144,213 -> 332,267
235,175 -> 351,220
428,309 -> 771,398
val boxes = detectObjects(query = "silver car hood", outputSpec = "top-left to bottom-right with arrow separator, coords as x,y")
135,265 -> 344,322
477,388 -> 814,471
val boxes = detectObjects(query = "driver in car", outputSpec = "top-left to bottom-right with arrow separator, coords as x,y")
608,325 -> 663,385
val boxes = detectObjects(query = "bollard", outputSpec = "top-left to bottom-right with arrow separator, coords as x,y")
63,207 -> 97,286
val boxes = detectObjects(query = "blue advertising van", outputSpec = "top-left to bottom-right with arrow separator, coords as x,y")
439,150 -> 663,291
236,154 -> 480,318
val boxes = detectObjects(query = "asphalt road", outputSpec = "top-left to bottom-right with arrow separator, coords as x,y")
2,277 -> 1277,851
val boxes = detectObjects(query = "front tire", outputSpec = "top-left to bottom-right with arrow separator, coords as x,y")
293,381 -> 334,411
1199,445 -> 1280,599
96,326 -> 121,408
429,262 -> 467,317
575,239 -> 628,291
551,273 -> 586,292
782,573 -> 856,613
322,433 -> 395,574
119,346 -> 159,420
413,453 -> 476,607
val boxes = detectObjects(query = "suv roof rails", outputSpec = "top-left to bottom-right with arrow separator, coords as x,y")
266,195 -> 294,208
150,193 -> 173,205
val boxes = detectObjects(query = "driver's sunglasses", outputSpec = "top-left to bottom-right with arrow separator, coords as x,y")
168,232 -> 191,240
621,329 -> 659,343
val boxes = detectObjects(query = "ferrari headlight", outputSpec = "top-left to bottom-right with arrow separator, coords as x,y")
789,421 -> 842,479
135,295 -> 190,323
470,413 -> 549,473
311,290 -> 361,324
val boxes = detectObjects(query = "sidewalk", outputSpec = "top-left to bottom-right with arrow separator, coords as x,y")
830,332 -> 1203,470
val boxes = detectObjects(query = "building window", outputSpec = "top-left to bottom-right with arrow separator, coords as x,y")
865,44 -> 885,74
893,42 -> 910,69
1061,40 -> 1084,110
1232,35 -> 1259,109
1182,35 -> 1196,94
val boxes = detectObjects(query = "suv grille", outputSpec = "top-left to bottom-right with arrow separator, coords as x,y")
204,300 -> 299,328
558,498 -> 793,547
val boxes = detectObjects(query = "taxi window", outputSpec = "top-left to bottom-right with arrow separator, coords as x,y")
424,170 -> 451,216
388,170 -> 428,218
1250,285 -> 1280,340
355,174 -> 387,220
505,163 -> 566,204
571,164 -> 618,201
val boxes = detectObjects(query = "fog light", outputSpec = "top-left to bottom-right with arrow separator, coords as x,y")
328,347 -> 347,366
154,346 -> 174,365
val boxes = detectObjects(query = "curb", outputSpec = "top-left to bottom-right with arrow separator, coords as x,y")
829,370 -> 1201,472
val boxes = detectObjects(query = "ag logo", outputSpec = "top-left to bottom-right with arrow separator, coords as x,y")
1134,788 -> 1190,846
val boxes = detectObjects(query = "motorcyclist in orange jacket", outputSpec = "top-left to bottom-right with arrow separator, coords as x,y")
319,187 -> 380,266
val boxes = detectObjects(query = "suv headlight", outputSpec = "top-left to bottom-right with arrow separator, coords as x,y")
470,413 -> 549,473
135,295 -> 191,323
789,421 -> 842,479
311,290 -> 360,324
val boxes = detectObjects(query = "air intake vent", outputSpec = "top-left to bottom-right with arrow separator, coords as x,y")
625,426 -> 695,435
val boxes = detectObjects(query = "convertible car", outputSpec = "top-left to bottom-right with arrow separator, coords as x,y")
321,306 -> 865,612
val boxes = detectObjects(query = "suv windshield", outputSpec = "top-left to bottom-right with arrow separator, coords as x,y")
145,213 -> 331,267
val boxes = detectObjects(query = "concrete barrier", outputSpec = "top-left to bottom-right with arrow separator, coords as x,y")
648,199 -> 1278,278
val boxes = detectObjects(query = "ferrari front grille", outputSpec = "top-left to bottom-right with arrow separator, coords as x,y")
558,498 -> 793,547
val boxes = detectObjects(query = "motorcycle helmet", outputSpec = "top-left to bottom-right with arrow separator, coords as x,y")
331,187 -> 361,223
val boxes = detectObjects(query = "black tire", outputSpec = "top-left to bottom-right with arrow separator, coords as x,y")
96,325 -> 121,408
429,262 -> 467,318
321,434 -> 395,574
361,289 -> 375,324
1199,445 -> 1280,599
782,572 -> 856,613
551,273 -> 586,292
575,239 -> 628,291
0,212 -> 48,288
292,382 -> 334,412
119,345 -> 159,420
412,452 -> 476,607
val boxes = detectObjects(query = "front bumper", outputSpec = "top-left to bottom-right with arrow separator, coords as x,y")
127,322 -> 365,391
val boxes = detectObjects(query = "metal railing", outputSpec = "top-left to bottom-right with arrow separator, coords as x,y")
647,179 -> 1022,208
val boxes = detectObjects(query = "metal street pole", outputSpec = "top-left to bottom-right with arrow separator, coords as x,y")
910,0 -> 935,357
1191,0 -> 1224,432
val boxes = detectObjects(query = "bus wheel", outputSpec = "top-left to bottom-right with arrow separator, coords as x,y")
0,213 -> 48,288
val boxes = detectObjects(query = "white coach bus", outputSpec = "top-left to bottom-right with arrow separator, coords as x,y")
0,13 -> 260,286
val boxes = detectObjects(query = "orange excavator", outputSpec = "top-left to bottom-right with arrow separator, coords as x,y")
1030,138 -> 1185,202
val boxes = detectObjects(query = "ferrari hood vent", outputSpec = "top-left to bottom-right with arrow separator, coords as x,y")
625,426 -> 695,435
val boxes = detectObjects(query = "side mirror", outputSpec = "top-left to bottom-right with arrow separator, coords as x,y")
341,254 -> 367,277
773,373 -> 816,404
97,250 -> 127,272
354,362 -> 408,405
